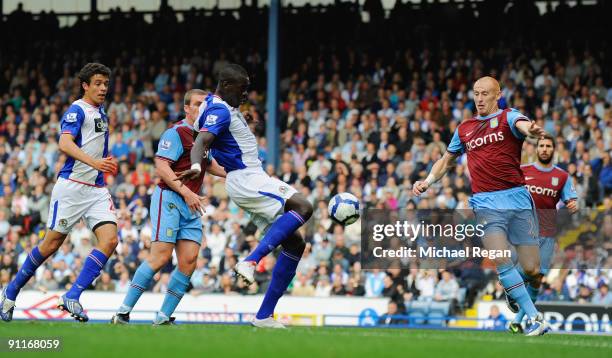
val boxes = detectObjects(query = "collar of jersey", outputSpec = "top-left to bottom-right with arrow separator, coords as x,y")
211,94 -> 237,111
534,162 -> 555,172
78,98 -> 100,109
476,109 -> 503,120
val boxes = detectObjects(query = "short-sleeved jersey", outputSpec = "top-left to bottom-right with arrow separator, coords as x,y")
58,99 -> 109,186
194,94 -> 261,173
447,108 -> 529,194
521,163 -> 578,236
156,120 -> 208,194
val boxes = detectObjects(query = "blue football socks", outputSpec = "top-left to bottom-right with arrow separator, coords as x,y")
256,250 -> 301,320
118,261 -> 156,314
159,269 -> 191,318
65,249 -> 109,300
6,246 -> 46,300
497,262 -> 539,319
246,210 -> 305,263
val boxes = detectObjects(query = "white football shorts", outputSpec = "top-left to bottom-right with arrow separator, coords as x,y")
47,177 -> 117,234
225,167 -> 298,232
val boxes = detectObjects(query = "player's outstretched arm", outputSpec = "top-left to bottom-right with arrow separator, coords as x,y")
175,131 -> 216,181
58,133 -> 118,174
515,120 -> 546,138
412,151 -> 459,196
155,157 -> 205,215
206,158 -> 226,178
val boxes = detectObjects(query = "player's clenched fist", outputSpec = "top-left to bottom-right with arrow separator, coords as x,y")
412,180 -> 429,196
565,199 -> 578,214
95,157 -> 118,174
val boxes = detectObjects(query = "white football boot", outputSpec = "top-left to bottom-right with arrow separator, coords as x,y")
251,317 -> 286,329
234,260 -> 256,286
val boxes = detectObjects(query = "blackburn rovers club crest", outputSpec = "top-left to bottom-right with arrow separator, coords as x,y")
279,186 -> 289,195
551,177 -> 559,186
490,118 -> 499,128
59,219 -> 68,228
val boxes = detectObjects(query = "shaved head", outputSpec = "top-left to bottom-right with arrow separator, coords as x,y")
474,76 -> 501,93
473,76 -> 502,116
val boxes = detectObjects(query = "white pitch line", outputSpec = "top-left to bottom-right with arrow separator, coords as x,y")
291,328 -> 612,349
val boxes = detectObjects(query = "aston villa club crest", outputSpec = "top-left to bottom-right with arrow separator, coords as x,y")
551,177 -> 559,186
490,118 -> 499,128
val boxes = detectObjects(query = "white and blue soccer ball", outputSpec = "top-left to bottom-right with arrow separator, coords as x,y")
328,192 -> 360,226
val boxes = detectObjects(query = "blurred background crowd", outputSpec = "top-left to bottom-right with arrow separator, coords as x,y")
0,0 -> 611,314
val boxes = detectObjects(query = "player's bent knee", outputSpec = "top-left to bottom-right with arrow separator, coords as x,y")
100,235 -> 119,250
177,260 -> 197,275
281,233 -> 306,257
287,197 -> 313,222
147,255 -> 170,271
177,251 -> 198,270
522,264 -> 540,277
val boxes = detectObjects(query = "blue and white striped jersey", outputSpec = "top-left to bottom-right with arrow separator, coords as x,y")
58,99 -> 109,186
194,94 -> 261,172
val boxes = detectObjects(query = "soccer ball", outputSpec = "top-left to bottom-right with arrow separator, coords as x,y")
328,192 -> 360,226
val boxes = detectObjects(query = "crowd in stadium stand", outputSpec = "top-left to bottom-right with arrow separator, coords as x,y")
0,1 -> 611,311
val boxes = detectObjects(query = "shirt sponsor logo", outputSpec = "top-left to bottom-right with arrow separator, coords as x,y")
525,184 -> 557,197
465,131 -> 505,151
94,117 -> 108,132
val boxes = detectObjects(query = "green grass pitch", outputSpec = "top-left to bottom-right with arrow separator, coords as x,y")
1,321 -> 610,358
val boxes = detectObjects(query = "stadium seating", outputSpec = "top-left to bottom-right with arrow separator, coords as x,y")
0,1 -> 610,312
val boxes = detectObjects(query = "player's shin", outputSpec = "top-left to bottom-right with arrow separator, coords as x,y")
245,210 -> 307,263
158,269 -> 191,319
497,262 -> 539,319
65,249 -> 109,300
256,250 -> 301,320
516,265 -> 542,303
118,261 -> 156,314
6,246 -> 47,301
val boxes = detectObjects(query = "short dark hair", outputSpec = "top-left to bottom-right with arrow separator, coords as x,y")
218,64 -> 248,84
78,63 -> 111,88
184,89 -> 207,106
537,133 -> 556,148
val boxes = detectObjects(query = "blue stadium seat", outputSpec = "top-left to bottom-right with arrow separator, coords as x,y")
407,300 -> 430,326
427,301 -> 451,326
